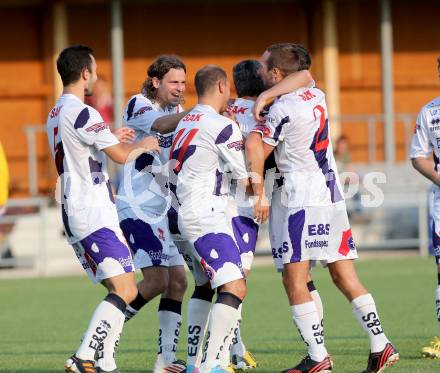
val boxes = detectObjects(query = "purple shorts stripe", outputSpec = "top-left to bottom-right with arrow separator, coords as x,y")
119,218 -> 165,266
194,232 -> 242,273
80,227 -> 134,273
231,216 -> 259,255
288,209 -> 306,263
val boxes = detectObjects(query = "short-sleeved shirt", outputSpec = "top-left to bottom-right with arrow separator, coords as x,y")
228,98 -> 259,138
410,96 -> 440,191
169,104 -> 248,231
46,94 -> 120,243
116,94 -> 182,218
260,87 -> 344,208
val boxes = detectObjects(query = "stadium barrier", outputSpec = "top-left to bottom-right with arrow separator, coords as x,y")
0,197 -> 49,274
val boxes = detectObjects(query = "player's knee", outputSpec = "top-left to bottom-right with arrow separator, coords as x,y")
155,274 -> 169,295
330,270 -> 344,288
168,267 -> 188,295
220,280 -> 247,300
113,282 -> 138,304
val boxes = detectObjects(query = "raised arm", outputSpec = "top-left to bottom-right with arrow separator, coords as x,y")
253,69 -> 313,121
103,136 -> 160,164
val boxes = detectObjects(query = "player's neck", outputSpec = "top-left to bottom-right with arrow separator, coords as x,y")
63,85 -> 85,102
198,97 -> 222,113
152,96 -> 168,110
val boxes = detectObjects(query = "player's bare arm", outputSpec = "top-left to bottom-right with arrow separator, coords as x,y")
103,136 -> 160,164
151,110 -> 190,134
253,69 -> 314,121
411,156 -> 440,187
245,132 -> 269,223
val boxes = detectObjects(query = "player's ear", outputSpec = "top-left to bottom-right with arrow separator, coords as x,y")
218,79 -> 226,94
82,68 -> 90,81
152,77 -> 161,89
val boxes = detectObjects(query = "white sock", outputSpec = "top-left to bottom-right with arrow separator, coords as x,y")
157,310 -> 182,363
310,289 -> 324,326
230,304 -> 246,359
124,304 -> 139,322
76,299 -> 125,361
96,316 -> 123,371
436,285 -> 440,324
200,303 -> 240,372
352,293 -> 390,353
291,301 -> 327,362
187,298 -> 212,367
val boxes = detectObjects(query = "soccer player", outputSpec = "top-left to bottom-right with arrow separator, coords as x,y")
170,65 -> 249,373
255,43 -> 399,373
410,55 -> 440,359
226,60 -> 319,370
114,55 -> 189,373
47,45 -> 160,373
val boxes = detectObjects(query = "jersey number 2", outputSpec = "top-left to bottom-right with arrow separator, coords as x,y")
312,105 -> 329,152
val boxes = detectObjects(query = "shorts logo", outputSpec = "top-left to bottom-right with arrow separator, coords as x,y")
118,256 -> 134,268
348,236 -> 356,250
308,224 -> 330,236
200,258 -> 215,280
339,229 -> 355,256
272,242 -> 289,259
304,239 -> 329,249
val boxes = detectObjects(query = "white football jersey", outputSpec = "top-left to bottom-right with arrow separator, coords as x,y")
228,98 -> 257,138
46,94 -> 120,243
116,94 -> 182,218
170,104 -> 248,232
410,96 -> 440,188
262,87 -> 344,207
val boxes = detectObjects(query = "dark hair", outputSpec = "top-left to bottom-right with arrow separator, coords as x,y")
141,55 -> 186,100
56,45 -> 94,86
195,65 -> 227,97
232,60 -> 264,98
266,43 -> 311,77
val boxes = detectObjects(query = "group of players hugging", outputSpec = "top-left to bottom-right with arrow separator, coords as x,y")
47,43 -> 399,373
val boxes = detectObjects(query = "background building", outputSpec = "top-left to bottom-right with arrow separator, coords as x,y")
0,0 -> 439,196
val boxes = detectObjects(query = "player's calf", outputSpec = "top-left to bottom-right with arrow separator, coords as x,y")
187,285 -> 215,369
200,283 -> 246,372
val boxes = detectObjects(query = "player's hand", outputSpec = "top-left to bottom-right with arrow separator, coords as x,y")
254,193 -> 269,224
141,136 -> 160,153
252,92 -> 269,122
113,127 -> 135,143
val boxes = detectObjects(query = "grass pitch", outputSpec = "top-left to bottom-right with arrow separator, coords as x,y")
0,257 -> 439,372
